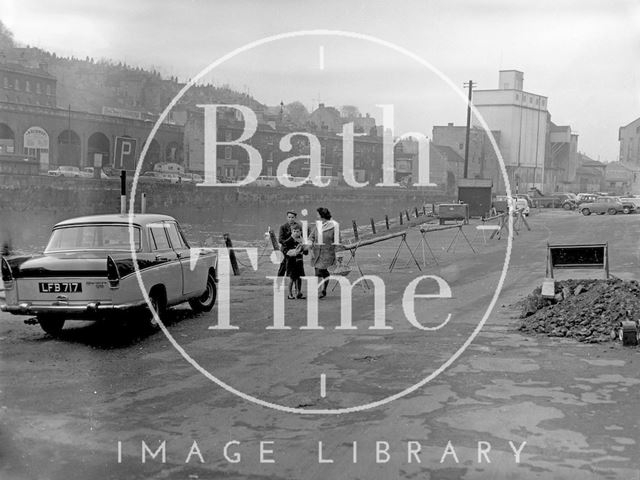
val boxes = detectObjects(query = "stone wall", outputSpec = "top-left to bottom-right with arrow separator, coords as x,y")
0,174 -> 451,248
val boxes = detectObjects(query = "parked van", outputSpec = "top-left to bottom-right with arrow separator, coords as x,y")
254,175 -> 278,187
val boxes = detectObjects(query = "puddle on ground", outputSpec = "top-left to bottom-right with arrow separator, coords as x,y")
581,359 -> 626,367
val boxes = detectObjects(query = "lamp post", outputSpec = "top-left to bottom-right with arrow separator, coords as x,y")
463,80 -> 475,179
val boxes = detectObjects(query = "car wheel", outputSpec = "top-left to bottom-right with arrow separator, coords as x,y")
607,208 -> 617,215
37,315 -> 65,336
623,207 -> 631,214
581,208 -> 591,216
189,273 -> 217,313
563,203 -> 572,210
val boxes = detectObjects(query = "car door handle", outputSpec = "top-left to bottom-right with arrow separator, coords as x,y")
155,255 -> 169,262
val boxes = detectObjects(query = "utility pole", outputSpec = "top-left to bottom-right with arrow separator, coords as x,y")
463,80 -> 475,179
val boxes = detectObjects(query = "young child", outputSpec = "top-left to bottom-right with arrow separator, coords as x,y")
282,224 -> 308,299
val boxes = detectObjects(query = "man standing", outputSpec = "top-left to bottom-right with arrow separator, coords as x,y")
277,210 -> 300,277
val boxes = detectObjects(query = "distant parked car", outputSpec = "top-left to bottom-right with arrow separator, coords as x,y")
182,173 -> 204,184
514,194 -> 534,208
254,175 -> 278,187
550,192 -> 578,210
160,172 -> 181,184
576,193 -> 598,206
140,171 -> 169,182
82,167 -> 109,179
615,197 -> 637,214
494,195 -> 529,216
579,196 -> 625,216
153,162 -> 185,176
48,166 -> 81,177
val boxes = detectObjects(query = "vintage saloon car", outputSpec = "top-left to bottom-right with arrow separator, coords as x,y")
1,214 -> 217,335
579,196 -> 627,216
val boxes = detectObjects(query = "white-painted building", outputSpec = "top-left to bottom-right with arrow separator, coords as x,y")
472,70 -> 548,193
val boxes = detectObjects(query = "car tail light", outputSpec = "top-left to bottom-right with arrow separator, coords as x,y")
106,255 -> 120,288
1,257 -> 13,286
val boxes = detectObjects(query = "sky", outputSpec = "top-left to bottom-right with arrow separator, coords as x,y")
1,0 -> 639,162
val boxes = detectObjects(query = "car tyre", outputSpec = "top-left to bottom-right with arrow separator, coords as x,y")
623,207 -> 631,214
189,273 -> 217,313
581,208 -> 591,216
563,203 -> 572,210
37,315 -> 65,336
607,208 -> 617,215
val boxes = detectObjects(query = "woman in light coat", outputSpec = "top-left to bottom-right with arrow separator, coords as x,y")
309,207 -> 339,298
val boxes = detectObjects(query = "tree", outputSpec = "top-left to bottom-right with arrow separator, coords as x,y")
284,101 -> 310,126
0,20 -> 16,50
340,105 -> 360,119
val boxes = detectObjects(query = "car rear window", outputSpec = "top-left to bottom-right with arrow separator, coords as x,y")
46,225 -> 141,252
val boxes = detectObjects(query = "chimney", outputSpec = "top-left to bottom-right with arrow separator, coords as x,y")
39,62 -> 48,72
318,103 -> 325,108
448,122 -> 454,126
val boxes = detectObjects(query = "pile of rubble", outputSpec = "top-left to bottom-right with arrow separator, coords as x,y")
518,278 -> 640,343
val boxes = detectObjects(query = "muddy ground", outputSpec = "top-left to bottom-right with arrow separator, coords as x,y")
1,210 -> 640,480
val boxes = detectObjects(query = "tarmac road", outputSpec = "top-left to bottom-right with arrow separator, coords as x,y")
1,209 -> 640,480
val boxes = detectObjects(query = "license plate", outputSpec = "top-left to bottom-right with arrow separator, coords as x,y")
38,282 -> 83,293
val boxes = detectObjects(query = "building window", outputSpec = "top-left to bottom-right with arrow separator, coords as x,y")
3,77 -> 7,89
459,143 -> 464,150
14,79 -> 19,90
225,130 -> 232,141
25,80 -> 30,92
541,99 -> 545,107
46,84 -> 51,96
515,94 -> 519,100
36,82 -> 41,94
224,146 -> 231,159
529,96 -> 533,103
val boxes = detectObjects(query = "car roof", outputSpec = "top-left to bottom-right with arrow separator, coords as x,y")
54,213 -> 176,227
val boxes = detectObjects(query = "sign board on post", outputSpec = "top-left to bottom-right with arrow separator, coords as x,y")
457,178 -> 493,217
438,204 -> 469,225
114,136 -> 137,171
546,243 -> 609,279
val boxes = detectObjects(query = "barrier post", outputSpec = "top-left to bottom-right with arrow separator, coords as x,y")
370,218 -> 376,235
120,170 -> 126,214
352,220 -> 359,242
224,233 -> 240,276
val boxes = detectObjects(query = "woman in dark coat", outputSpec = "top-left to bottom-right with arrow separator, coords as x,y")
309,207 -> 339,298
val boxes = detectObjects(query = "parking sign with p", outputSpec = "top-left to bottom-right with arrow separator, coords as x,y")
114,136 -> 137,170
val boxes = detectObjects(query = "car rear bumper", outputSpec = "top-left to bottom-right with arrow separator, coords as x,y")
0,300 -> 147,317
